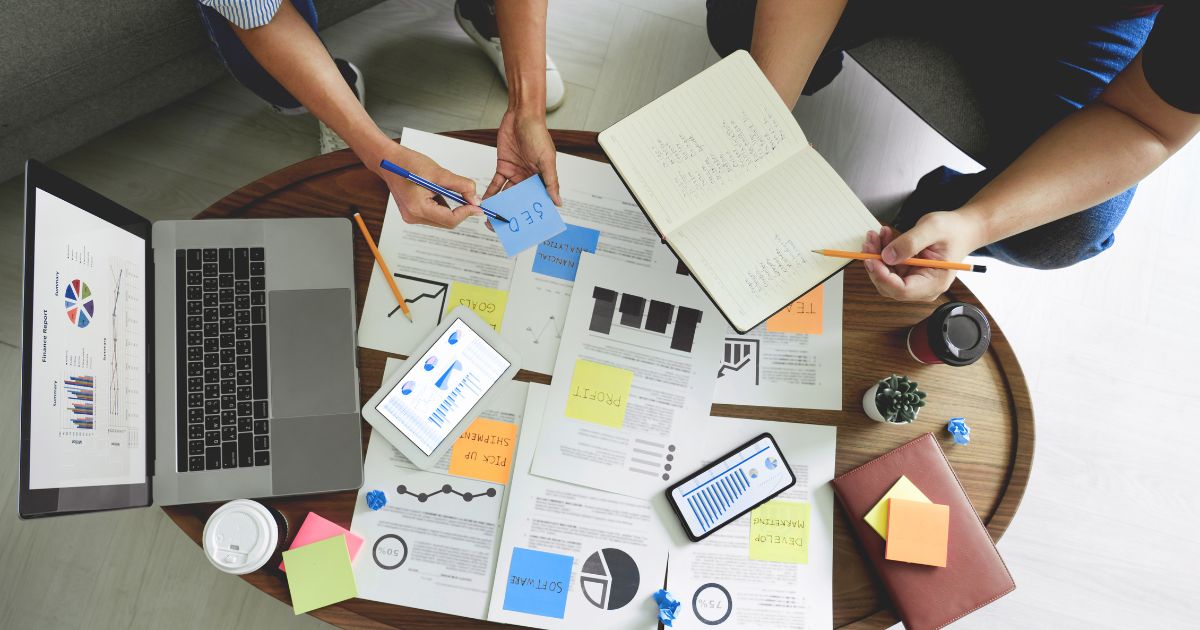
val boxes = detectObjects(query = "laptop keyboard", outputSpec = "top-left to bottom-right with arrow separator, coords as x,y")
176,247 -> 270,472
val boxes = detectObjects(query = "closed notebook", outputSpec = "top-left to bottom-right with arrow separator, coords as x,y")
830,433 -> 1015,630
598,50 -> 881,333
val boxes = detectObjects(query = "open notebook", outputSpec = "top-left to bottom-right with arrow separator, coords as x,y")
598,50 -> 881,333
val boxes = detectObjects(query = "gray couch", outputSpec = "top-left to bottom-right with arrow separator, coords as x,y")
0,0 -> 382,181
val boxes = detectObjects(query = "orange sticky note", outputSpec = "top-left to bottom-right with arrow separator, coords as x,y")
448,417 -> 518,485
885,499 -> 950,567
766,285 -> 824,334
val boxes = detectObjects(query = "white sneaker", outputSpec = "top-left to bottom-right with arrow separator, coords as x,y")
319,59 -> 366,154
454,0 -> 565,112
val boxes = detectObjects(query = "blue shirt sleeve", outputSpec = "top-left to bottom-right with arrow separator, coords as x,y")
198,0 -> 284,30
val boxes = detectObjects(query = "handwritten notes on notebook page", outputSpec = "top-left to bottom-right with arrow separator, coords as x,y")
599,50 -> 881,333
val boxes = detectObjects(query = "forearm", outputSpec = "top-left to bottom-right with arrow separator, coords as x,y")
750,0 -> 847,108
230,2 -> 394,164
494,0 -> 548,118
958,105 -> 1169,247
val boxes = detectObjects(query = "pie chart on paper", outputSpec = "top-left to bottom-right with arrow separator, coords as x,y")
579,548 -> 640,610
64,279 -> 95,328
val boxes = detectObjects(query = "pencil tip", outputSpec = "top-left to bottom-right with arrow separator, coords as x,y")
810,249 -> 821,254
404,311 -> 414,323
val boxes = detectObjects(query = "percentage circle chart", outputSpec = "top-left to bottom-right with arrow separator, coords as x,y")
64,278 -> 95,328
579,548 -> 640,611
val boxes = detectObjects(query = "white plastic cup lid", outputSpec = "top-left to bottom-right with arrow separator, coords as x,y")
202,499 -> 279,575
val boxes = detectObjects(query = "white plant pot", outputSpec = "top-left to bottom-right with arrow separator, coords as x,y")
862,382 -> 895,423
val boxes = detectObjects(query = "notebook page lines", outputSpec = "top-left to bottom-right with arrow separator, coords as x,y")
601,52 -> 807,234
670,150 -> 880,328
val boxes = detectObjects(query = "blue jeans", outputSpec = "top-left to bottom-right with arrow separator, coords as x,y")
706,2 -> 1158,269
196,0 -> 324,111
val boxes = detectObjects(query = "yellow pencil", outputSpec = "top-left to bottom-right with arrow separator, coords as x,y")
353,212 -> 414,322
811,249 -> 986,273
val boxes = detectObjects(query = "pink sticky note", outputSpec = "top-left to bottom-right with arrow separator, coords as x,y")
279,512 -> 364,572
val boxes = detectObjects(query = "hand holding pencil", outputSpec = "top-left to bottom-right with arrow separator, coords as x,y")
852,217 -> 988,302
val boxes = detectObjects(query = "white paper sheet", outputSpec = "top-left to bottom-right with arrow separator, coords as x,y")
357,128 -> 671,363
349,431 -> 506,619
499,156 -> 672,374
713,274 -> 843,410
664,417 -> 836,629
531,253 -> 724,500
487,384 -> 668,630
348,359 -> 530,618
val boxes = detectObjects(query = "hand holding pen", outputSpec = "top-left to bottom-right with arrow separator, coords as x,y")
372,149 -> 489,229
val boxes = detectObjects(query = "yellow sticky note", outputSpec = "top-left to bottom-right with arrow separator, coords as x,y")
447,282 -> 508,331
282,534 -> 358,615
449,417 -> 518,485
564,359 -> 633,428
766,285 -> 824,334
749,500 -> 810,564
863,475 -> 931,540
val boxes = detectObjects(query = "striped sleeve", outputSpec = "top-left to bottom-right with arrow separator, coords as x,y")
198,0 -> 284,30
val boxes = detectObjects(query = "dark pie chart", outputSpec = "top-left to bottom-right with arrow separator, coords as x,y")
579,548 -> 639,610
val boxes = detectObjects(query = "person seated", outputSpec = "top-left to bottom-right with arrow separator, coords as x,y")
196,0 -> 565,228
706,1 -> 1199,300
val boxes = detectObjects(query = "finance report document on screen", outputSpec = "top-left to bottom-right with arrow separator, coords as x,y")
28,189 -> 147,489
376,318 -> 511,456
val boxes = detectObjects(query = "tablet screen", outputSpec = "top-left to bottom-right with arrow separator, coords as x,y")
375,318 -> 511,455
27,188 -> 147,490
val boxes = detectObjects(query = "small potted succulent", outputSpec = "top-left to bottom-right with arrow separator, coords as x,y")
863,374 -> 926,424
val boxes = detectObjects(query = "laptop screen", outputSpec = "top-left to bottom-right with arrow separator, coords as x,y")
27,187 -> 148,490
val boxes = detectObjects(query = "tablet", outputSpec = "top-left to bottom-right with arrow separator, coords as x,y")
362,306 -> 520,469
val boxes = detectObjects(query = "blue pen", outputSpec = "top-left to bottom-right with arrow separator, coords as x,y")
379,159 -> 509,223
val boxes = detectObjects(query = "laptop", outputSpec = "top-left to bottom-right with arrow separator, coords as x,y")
18,160 -> 364,518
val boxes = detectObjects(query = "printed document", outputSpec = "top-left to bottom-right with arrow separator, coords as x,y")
531,253 -> 724,500
348,359 -> 529,618
488,384 -> 668,629
714,274 -> 843,409
665,416 -> 836,629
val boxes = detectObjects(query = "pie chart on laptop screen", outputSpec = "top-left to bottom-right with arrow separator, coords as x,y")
580,548 -> 640,610
64,278 -> 95,328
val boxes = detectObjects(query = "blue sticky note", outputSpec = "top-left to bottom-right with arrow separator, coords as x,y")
484,175 -> 568,257
502,547 -> 573,619
532,223 -> 601,281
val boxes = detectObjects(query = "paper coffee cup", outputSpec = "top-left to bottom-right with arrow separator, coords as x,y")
203,499 -> 283,575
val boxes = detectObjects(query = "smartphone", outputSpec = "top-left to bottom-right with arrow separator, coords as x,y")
666,433 -> 795,542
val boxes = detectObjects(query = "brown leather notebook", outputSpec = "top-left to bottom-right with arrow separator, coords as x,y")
830,433 -> 1015,629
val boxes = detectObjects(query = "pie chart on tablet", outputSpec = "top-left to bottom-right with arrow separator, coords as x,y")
580,548 -> 639,610
64,279 -> 94,328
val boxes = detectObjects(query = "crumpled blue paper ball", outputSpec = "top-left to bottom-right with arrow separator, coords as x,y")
653,589 -> 680,627
365,489 -> 387,510
947,417 -> 970,445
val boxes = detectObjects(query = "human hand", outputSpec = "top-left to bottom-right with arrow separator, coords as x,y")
488,109 -> 561,205
369,145 -> 483,228
862,212 -> 985,302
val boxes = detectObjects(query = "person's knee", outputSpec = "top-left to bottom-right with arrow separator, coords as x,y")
983,188 -> 1135,270
706,0 -> 757,57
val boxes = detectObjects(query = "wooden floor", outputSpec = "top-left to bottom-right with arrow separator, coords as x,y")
1,0 -> 1195,627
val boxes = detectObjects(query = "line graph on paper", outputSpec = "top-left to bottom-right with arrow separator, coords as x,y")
387,274 -> 449,325
525,315 -> 563,344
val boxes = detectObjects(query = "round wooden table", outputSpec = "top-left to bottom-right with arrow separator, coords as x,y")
165,130 -> 1034,629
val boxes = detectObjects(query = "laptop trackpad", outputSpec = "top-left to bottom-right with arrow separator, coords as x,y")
267,288 -> 358,418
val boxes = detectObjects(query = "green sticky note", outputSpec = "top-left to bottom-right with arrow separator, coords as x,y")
282,534 -> 358,615
749,500 -> 810,564
564,359 -> 634,428
862,475 -> 931,540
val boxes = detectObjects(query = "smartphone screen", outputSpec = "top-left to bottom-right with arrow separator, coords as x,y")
667,433 -> 795,541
